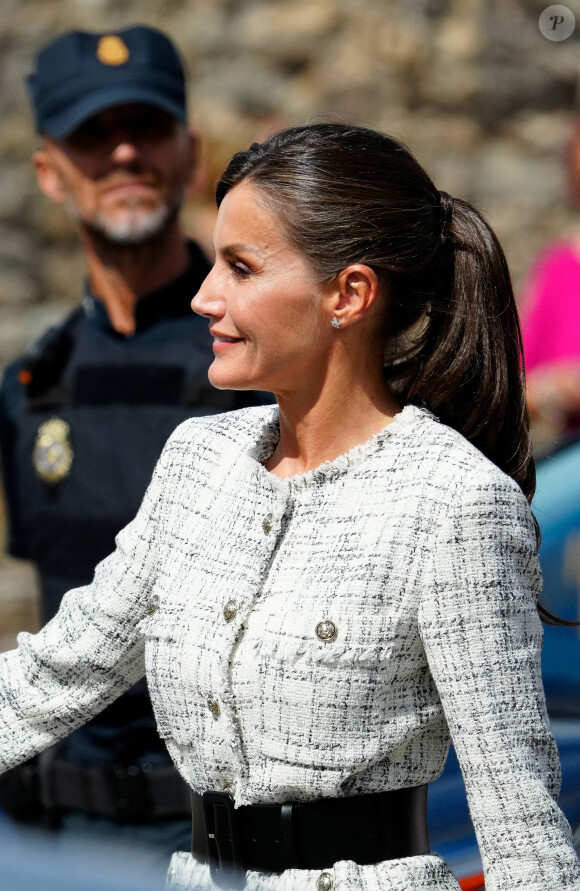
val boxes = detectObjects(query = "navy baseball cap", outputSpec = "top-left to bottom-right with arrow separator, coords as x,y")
27,25 -> 188,139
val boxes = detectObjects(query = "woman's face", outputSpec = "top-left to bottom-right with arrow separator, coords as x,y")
192,180 -> 334,394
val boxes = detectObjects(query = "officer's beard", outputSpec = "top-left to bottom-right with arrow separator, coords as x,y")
70,197 -> 182,247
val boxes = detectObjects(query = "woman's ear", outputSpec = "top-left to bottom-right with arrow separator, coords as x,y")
330,265 -> 380,328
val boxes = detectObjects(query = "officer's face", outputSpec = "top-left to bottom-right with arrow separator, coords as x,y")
192,180 -> 336,396
34,104 -> 197,245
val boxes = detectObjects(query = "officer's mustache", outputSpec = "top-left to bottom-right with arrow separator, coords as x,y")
98,167 -> 160,190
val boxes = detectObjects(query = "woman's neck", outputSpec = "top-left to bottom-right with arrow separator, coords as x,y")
265,376 -> 402,479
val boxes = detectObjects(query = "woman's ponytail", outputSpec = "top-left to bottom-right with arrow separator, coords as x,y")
394,196 -> 535,504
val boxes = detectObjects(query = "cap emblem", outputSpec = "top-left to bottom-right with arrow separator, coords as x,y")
96,35 -> 130,67
32,417 -> 74,484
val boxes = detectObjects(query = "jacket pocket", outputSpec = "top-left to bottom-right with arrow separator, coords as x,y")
247,608 -> 425,771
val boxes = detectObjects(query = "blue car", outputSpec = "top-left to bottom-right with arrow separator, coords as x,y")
429,435 -> 580,890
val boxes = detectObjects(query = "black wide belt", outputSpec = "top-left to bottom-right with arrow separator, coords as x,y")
191,785 -> 429,888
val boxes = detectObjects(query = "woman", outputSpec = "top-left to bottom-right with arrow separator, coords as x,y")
0,123 -> 578,891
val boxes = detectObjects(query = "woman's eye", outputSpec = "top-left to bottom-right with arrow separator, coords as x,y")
230,262 -> 251,278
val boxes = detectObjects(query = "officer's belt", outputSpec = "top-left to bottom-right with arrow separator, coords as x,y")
37,753 -> 190,822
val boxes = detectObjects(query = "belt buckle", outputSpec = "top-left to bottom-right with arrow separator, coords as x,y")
202,790 -> 245,889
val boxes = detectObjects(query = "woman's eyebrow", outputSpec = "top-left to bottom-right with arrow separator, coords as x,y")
213,241 -> 264,257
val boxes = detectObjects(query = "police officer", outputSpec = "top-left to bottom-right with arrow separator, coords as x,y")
0,25 -> 267,857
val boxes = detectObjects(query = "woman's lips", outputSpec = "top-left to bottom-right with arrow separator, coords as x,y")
212,334 -> 244,351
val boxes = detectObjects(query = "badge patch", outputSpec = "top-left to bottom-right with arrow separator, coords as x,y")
33,418 -> 74,484
96,35 -> 130,66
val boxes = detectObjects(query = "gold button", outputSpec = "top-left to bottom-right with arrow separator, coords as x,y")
223,600 -> 237,623
146,595 -> 159,616
207,696 -> 220,717
315,620 -> 337,643
262,513 -> 273,535
316,874 -> 334,891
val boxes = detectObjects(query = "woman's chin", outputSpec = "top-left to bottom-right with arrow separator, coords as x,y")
208,368 -> 252,392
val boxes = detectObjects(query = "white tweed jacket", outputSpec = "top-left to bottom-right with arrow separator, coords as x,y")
0,404 -> 578,891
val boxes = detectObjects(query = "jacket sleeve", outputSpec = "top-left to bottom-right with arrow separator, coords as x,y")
418,472 -> 580,891
0,427 -> 177,773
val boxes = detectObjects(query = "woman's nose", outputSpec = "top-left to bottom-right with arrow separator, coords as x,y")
191,272 -> 225,319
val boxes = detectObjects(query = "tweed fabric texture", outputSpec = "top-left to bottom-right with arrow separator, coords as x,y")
0,404 -> 578,890
167,850 -> 457,889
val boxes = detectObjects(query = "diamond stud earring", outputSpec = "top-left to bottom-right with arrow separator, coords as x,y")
331,316 -> 342,329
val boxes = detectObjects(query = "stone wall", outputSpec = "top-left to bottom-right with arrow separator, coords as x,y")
1,0 -> 580,644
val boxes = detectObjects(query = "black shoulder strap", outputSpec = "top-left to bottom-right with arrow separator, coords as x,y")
20,306 -> 84,401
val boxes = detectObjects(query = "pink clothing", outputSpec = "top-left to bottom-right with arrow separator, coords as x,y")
520,241 -> 580,372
